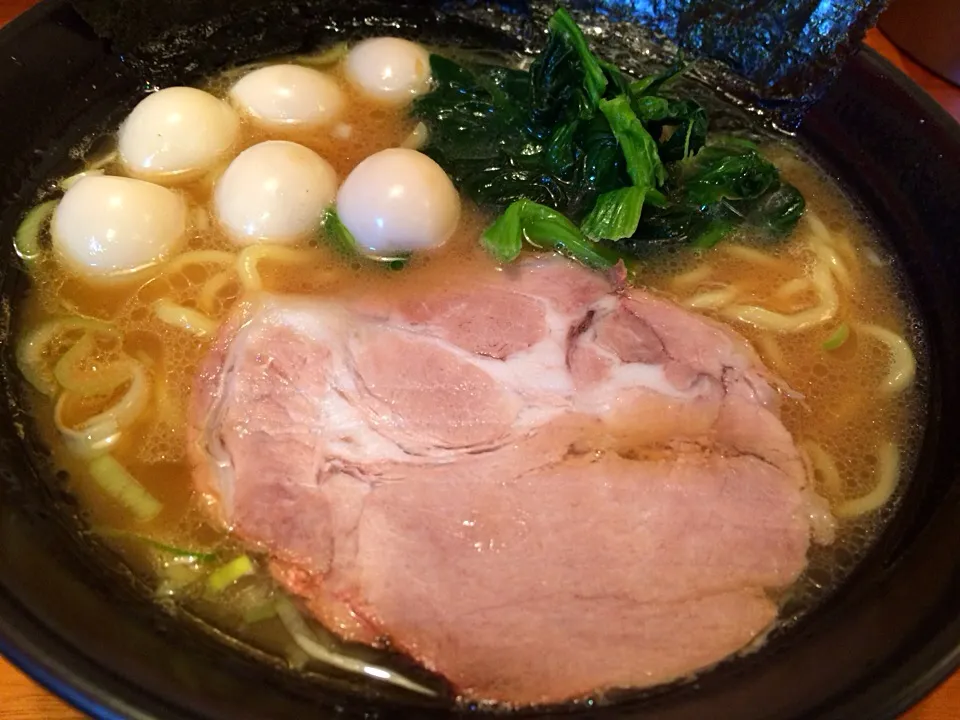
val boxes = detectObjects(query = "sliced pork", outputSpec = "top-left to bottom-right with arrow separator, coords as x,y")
190,256 -> 826,705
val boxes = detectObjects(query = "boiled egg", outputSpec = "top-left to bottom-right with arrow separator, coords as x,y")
119,87 -> 240,182
337,148 -> 460,255
214,140 -> 337,246
229,64 -> 345,129
51,175 -> 187,278
344,38 -> 431,104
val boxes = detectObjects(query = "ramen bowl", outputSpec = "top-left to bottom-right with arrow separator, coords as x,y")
0,1 -> 958,719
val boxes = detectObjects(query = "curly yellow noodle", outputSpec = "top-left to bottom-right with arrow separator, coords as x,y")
722,244 -> 781,267
804,211 -> 832,245
53,334 -> 132,396
54,361 -> 150,458
811,242 -> 853,291
16,317 -> 120,396
773,277 -> 811,300
857,323 -> 917,393
720,253 -> 839,332
137,349 -> 179,426
754,335 -> 785,371
803,441 -> 844,496
683,285 -> 739,310
153,299 -> 219,338
834,443 -> 900,518
670,265 -> 713,289
199,270 -> 237,316
162,250 -> 236,276
237,245 -> 326,292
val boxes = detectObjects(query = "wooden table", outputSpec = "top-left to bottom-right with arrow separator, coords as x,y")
0,0 -> 957,717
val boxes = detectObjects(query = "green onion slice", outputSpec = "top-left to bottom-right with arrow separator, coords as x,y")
88,454 -> 162,522
207,554 -> 255,592
14,200 -> 57,266
823,323 -> 850,350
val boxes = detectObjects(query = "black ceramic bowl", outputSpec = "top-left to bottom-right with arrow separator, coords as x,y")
0,2 -> 958,719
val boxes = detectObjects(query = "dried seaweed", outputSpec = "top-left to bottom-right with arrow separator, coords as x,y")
68,0 -> 889,128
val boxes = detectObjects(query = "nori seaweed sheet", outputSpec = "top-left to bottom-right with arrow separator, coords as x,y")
68,0 -> 889,128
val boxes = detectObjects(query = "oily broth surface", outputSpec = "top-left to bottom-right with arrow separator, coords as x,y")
15,52 -> 925,692
634,144 -> 926,606
19,64 -> 493,558
638,148 -> 924,503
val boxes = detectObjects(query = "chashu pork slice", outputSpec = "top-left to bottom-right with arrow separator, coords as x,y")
190,256 -> 829,705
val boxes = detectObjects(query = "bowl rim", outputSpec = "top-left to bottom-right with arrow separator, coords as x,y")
0,2 -> 958,719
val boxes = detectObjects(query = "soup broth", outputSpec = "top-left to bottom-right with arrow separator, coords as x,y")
12,36 -> 926,704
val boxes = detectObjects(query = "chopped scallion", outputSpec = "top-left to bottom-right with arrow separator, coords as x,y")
823,323 -> 850,350
95,527 -> 218,562
87,454 -> 161,522
207,554 -> 255,592
243,601 -> 279,625
14,200 -> 57,266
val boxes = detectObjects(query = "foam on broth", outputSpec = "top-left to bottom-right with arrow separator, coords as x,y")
13,49 -> 927,699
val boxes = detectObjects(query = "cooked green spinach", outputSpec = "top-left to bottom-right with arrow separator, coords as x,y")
411,7 -> 804,265
482,198 -> 623,269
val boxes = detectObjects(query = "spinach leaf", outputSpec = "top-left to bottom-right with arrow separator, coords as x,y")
628,143 -> 804,247
581,186 -> 646,241
410,9 -> 806,270
745,182 -> 806,235
629,57 -> 687,98
655,100 -> 709,162
679,145 -> 779,205
481,200 -> 524,262
321,208 -> 360,257
599,96 -> 665,189
568,113 -> 630,216
413,56 -> 558,211
483,199 -> 623,269
530,7 -> 607,126
321,209 -> 409,269
632,95 -> 672,124
690,219 -> 737,249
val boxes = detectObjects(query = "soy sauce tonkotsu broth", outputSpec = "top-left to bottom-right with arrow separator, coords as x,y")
12,19 -> 925,706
